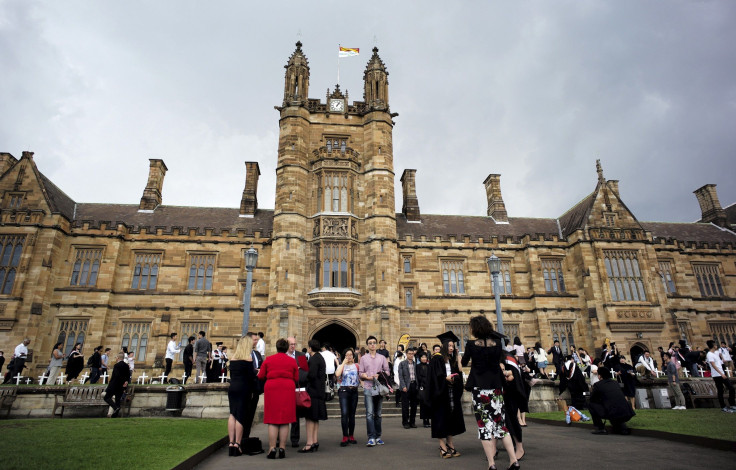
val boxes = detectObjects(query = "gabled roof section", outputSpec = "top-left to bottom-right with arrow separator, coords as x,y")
0,151 -> 77,221
725,201 -> 736,228
642,221 -> 736,245
558,191 -> 595,238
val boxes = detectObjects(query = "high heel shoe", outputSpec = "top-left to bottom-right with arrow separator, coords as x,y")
448,447 -> 461,457
267,448 -> 277,459
312,442 -> 319,452
297,445 -> 314,453
228,443 -> 235,457
278,448 -> 285,459
507,462 -> 520,470
233,443 -> 242,457
440,447 -> 453,459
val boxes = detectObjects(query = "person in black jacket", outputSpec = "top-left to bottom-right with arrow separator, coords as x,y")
416,352 -> 431,428
461,317 -> 517,470
298,339 -> 326,453
104,353 -> 130,418
89,346 -> 102,384
183,336 -> 195,383
430,332 -> 466,460
589,366 -> 635,435
547,340 -> 563,380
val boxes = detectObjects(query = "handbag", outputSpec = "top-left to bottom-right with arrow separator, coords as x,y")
377,371 -> 393,396
325,376 -> 335,402
296,387 -> 311,409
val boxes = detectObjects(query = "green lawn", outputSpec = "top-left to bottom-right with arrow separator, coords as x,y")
0,418 -> 226,470
529,408 -> 736,441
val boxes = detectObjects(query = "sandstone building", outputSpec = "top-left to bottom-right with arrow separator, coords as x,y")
1,42 -> 735,376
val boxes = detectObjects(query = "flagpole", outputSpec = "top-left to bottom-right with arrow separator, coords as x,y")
337,44 -> 340,85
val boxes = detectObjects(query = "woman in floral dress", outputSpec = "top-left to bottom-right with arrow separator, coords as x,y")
461,316 -> 520,470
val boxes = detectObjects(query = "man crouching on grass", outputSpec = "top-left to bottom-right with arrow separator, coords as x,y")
589,366 -> 635,435
104,353 -> 129,418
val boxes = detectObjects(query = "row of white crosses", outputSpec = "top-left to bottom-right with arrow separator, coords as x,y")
26,369 -> 230,386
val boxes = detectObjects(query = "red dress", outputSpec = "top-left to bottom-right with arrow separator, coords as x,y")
257,352 -> 299,424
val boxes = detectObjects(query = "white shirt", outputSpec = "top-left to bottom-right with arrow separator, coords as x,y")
14,342 -> 28,359
256,338 -> 266,357
165,340 -> 181,360
393,357 -> 405,386
719,347 -> 732,362
321,350 -> 337,374
637,355 -> 656,372
707,350 -> 723,377
589,364 -> 600,386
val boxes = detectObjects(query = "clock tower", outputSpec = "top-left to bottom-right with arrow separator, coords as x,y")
268,42 -> 399,349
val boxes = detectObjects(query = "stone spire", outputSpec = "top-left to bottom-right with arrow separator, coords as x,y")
596,159 -> 605,185
363,47 -> 389,111
283,41 -> 310,107
401,169 -> 420,222
240,162 -> 260,217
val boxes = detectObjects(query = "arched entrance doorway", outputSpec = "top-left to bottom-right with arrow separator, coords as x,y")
312,322 -> 357,357
629,343 -> 647,366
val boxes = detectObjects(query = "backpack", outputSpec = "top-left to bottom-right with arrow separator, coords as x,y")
87,355 -> 94,367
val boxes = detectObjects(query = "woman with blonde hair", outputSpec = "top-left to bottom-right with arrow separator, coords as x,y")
227,335 -> 255,456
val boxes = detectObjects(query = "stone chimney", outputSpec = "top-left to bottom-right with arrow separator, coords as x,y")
694,184 -> 727,227
400,169 -> 420,222
139,159 -> 168,211
483,174 -> 508,222
240,162 -> 260,216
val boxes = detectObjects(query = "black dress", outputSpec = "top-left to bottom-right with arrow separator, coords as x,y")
65,351 -> 84,381
428,353 -> 465,439
228,360 -> 255,424
416,361 -> 431,419
304,352 -> 327,421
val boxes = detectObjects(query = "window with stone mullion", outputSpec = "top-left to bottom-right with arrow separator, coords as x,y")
320,171 -> 352,213
658,260 -> 677,294
442,260 -> 465,294
0,235 -> 24,295
317,242 -> 352,289
604,251 -> 646,301
693,264 -> 725,297
542,259 -> 565,293
132,253 -> 161,290
70,248 -> 102,287
188,254 -> 215,290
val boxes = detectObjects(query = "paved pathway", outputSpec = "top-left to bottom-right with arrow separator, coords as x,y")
196,413 -> 733,470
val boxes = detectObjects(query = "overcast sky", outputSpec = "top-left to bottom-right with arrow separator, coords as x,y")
1,1 -> 735,223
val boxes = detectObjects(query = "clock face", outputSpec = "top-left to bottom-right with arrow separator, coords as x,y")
330,99 -> 345,112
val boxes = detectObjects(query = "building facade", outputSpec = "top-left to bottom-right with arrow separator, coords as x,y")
1,42 -> 735,375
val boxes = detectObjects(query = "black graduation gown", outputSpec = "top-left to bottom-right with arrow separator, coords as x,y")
562,362 -> 589,409
503,356 -> 528,443
65,351 -> 84,380
416,361 -> 431,419
428,354 -> 465,438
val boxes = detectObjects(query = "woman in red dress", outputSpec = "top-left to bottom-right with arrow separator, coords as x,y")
258,338 -> 299,459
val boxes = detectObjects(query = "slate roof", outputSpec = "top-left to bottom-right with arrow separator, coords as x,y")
395,213 -> 561,242
73,204 -> 274,237
641,221 -> 736,245
558,191 -> 595,238
725,202 -> 736,227
38,172 -> 76,221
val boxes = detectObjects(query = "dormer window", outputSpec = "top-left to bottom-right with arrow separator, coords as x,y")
604,213 -> 616,227
5,192 -> 24,209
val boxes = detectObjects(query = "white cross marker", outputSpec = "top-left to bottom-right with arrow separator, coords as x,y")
136,372 -> 149,384
683,368 -> 690,378
57,373 -> 67,385
79,372 -> 90,384
39,373 -> 49,385
101,372 -> 109,384
654,370 -> 664,378
219,373 -> 228,383
725,368 -> 732,378
697,367 -> 704,378
548,371 -> 556,379
199,372 -> 207,384
13,373 -> 23,385
181,373 -> 188,383
157,374 -> 167,384
25,378 -> 32,384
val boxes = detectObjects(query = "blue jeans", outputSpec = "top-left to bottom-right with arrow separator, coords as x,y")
339,387 -> 359,437
364,388 -> 383,439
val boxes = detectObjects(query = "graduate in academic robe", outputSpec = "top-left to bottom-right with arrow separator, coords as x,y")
65,343 -> 85,383
428,331 -> 466,458
416,352 -> 432,428
560,356 -> 588,410
208,342 -> 224,382
503,351 -> 528,461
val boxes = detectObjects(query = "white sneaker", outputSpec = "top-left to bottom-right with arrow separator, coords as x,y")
721,407 -> 734,413
677,406 -> 686,410
729,406 -> 736,411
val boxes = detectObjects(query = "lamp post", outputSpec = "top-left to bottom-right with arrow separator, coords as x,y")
487,254 -> 505,348
241,248 -> 259,336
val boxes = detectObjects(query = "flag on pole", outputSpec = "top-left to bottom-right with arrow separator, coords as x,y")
339,46 -> 359,58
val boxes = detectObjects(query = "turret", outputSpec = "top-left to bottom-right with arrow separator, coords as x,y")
283,41 -> 310,107
363,47 -> 389,111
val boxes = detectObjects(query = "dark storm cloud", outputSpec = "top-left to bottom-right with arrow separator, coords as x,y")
1,1 -> 734,222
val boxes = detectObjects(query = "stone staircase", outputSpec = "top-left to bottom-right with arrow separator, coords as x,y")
325,389 -> 403,419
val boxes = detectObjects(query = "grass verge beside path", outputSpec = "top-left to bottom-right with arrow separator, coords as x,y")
529,408 -> 736,441
0,418 -> 225,470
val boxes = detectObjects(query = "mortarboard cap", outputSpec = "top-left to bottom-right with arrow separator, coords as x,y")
488,330 -> 508,342
436,331 -> 460,345
216,342 -> 224,346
